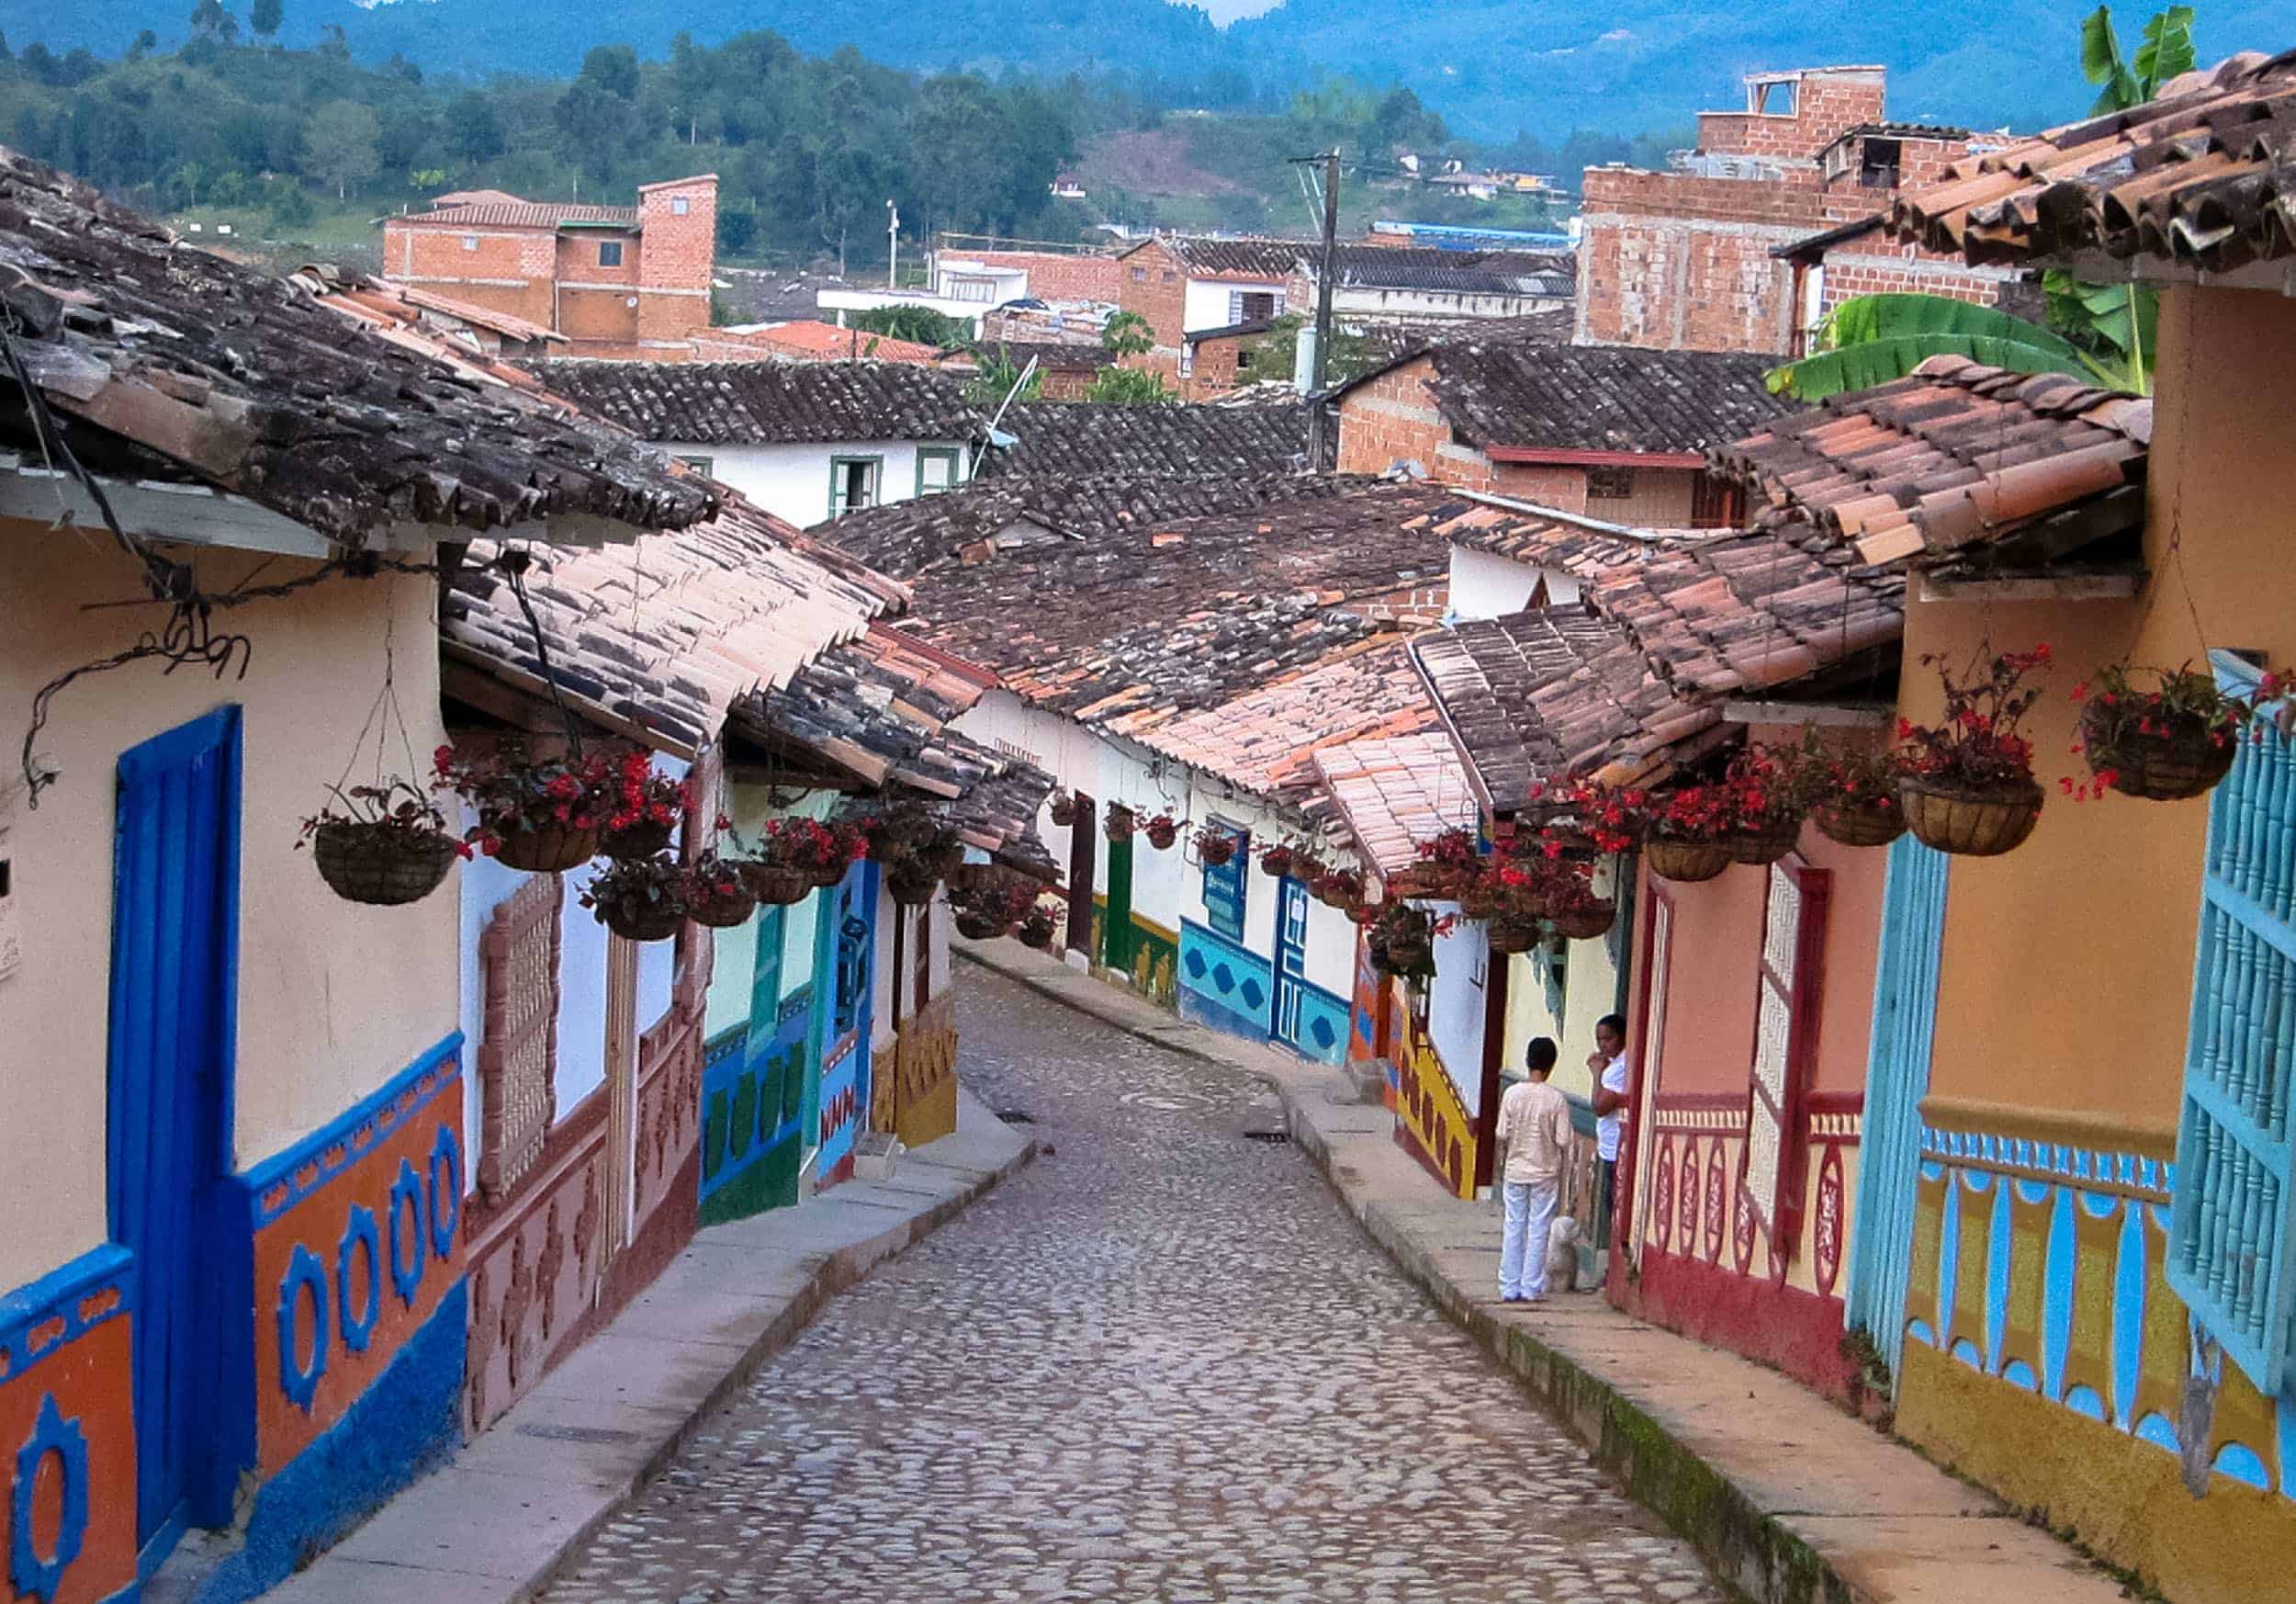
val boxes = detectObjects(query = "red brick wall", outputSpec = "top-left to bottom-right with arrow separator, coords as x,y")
636,176 -> 717,343
557,287 -> 641,345
1117,242 -> 1189,352
1039,367 -> 1097,401
382,220 -> 558,329
1182,333 -> 1247,399
964,250 -> 1123,303
1695,73 -> 1887,163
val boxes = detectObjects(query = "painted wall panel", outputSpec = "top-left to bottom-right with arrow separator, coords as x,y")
1426,908 -> 1488,1116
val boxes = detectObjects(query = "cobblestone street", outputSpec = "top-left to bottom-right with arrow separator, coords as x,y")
540,970 -> 1727,1604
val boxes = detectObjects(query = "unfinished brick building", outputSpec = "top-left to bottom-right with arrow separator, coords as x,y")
382,175 -> 718,359
1575,67 -> 2018,355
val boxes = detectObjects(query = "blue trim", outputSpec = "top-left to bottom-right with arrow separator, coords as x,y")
336,1206 -> 381,1355
426,1126 -> 463,1259
10,1394 -> 89,1604
0,1245 -> 133,1387
388,1159 -> 426,1308
242,1034 -> 464,1230
180,1282 -> 467,1604
1178,919 -> 1274,1033
275,1245 -> 329,1413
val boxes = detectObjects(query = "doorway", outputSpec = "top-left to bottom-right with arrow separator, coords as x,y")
108,706 -> 242,1566
1064,794 -> 1097,956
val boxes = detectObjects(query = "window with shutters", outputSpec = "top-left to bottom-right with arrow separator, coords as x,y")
2167,651 -> 2296,1393
478,874 -> 564,1201
1742,857 -> 1829,1253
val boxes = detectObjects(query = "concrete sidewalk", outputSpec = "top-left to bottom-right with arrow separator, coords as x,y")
243,1088 -> 1034,1604
956,937 -> 2130,1604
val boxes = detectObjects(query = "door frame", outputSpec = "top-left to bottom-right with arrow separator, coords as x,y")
1273,875 -> 1310,1047
1620,881 -> 1675,1271
108,705 -> 244,1558
1064,793 -> 1097,956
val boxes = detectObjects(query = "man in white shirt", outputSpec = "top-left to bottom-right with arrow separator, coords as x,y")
1495,1037 -> 1573,1304
1588,1012 -> 1632,1249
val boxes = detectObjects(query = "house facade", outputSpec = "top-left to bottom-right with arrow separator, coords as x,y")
0,152 -> 709,1604
1575,66 -> 2017,355
382,176 -> 720,360
531,361 -> 985,530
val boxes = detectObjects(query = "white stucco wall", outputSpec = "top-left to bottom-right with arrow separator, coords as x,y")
1449,543 -> 1581,621
1427,906 -> 1490,1113
649,438 -> 974,531
3,543 -> 458,1291
1183,277 -> 1285,334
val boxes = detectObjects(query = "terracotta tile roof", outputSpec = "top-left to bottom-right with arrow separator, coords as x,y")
1340,340 -> 1801,456
1126,638 -> 1438,796
1142,236 -> 1309,280
402,201 -> 640,231
820,471 -> 1366,572
981,400 -> 1315,479
1310,731 -> 1480,877
292,265 -> 565,347
529,360 -> 984,446
1429,497 -> 1705,580
744,624 -> 1054,871
1714,356 -> 2151,567
895,480 -> 1459,731
719,321 -> 945,364
0,150 -> 711,546
1889,49 -> 2296,274
441,494 -> 898,756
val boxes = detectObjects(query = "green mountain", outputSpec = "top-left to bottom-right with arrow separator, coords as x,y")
15,1 -> 2290,141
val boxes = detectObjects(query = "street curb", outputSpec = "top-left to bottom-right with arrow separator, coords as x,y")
956,943 -> 1857,1604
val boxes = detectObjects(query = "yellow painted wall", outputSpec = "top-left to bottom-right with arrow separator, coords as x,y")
1890,286 -> 2296,1603
1,533 -> 459,1292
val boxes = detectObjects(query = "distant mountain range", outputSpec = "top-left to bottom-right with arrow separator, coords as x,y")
22,1 -> 2290,141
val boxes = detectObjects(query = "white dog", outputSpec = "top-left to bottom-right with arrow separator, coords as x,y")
1546,1214 -> 1582,1293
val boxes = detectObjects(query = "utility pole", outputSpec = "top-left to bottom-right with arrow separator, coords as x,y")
887,200 -> 901,292
1296,147 -> 1343,472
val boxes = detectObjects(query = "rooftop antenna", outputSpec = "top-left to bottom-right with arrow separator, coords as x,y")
887,200 -> 901,292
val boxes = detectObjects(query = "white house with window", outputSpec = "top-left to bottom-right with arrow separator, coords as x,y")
531,360 -> 985,528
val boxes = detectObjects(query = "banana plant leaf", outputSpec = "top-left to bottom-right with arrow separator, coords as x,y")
1766,294 -> 2099,401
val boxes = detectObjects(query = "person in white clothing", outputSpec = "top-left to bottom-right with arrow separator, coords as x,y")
1495,1037 -> 1573,1304
1588,1012 -> 1632,1248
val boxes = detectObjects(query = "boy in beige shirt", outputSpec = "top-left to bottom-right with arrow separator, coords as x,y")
1495,1037 -> 1573,1304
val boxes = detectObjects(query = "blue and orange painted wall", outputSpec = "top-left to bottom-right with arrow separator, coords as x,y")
0,1249 -> 137,1604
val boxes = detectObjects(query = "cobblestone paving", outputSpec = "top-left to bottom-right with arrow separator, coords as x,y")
541,970 -> 1728,1604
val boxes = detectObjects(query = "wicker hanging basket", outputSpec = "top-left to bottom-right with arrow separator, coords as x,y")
1718,819 -> 1802,866
601,819 -> 676,861
887,865 -> 942,906
1018,916 -> 1056,949
1259,847 -> 1295,879
312,821 -> 458,907
955,909 -> 1009,941
1486,913 -> 1542,955
1144,819 -> 1178,851
1194,831 -> 1237,867
1644,836 -> 1731,884
1898,774 -> 2043,857
684,880 -> 758,929
737,862 -> 816,906
1812,800 -> 1908,849
493,822 -> 601,874
600,898 -> 684,943
1458,881 -> 1508,921
2080,704 -> 2239,802
1546,899 -> 1617,942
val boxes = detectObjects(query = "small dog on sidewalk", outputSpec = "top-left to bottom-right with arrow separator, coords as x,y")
1546,1215 -> 1581,1293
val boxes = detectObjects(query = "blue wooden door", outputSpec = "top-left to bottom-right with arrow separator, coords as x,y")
108,706 -> 242,1564
1844,835 -> 1948,1380
1274,876 -> 1311,1048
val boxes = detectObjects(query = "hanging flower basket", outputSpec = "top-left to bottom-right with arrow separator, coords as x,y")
1104,807 -> 1137,843
955,909 -> 1010,941
1545,898 -> 1617,942
1812,799 -> 1907,849
581,856 -> 686,943
1313,868 -> 1366,911
1458,875 -> 1507,921
1049,793 -> 1077,828
496,821 -> 603,874
682,860 -> 758,929
1259,843 -> 1296,879
2074,663 -> 2263,802
1486,913 -> 1542,955
1644,836 -> 1731,883
601,818 -> 676,861
1140,812 -> 1177,851
1898,774 -> 2044,857
736,862 -> 813,906
1192,825 -> 1238,867
1017,910 -> 1057,949
887,864 -> 942,906
1347,900 -> 1384,928
1717,819 -> 1802,866
310,817 -> 461,907
596,750 -> 687,860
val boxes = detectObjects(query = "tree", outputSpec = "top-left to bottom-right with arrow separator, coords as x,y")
249,0 -> 283,41
1085,365 -> 1177,405
188,1 -> 239,42
1248,313 -> 1379,390
303,98 -> 379,201
127,30 -> 157,62
577,44 -> 640,101
1101,311 -> 1154,360
849,305 -> 967,346
446,91 -> 505,165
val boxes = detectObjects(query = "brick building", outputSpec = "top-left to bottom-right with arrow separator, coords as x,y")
1331,337 -> 1795,526
1575,67 -> 2017,355
382,175 -> 719,359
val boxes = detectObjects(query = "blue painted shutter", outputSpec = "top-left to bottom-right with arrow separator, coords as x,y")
2167,653 -> 2296,1393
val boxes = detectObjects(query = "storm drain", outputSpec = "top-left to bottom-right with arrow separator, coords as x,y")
516,1422 -> 643,1445
1241,1129 -> 1293,1145
996,1109 -> 1039,1125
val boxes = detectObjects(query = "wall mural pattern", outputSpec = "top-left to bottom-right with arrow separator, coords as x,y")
1177,919 -> 1274,1037
0,1246 -> 135,1604
1395,1016 -> 1477,1199
1902,1109 -> 2292,1498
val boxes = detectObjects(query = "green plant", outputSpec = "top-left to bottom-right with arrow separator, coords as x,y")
1768,295 -> 2097,401
579,853 -> 687,938
850,304 -> 967,347
1085,365 -> 1177,405
1101,310 -> 1154,359
433,743 -> 616,855
962,341 -> 1047,406
1896,644 -> 2052,790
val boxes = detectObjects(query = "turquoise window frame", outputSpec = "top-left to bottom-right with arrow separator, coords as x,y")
915,447 -> 961,497
827,454 -> 884,519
